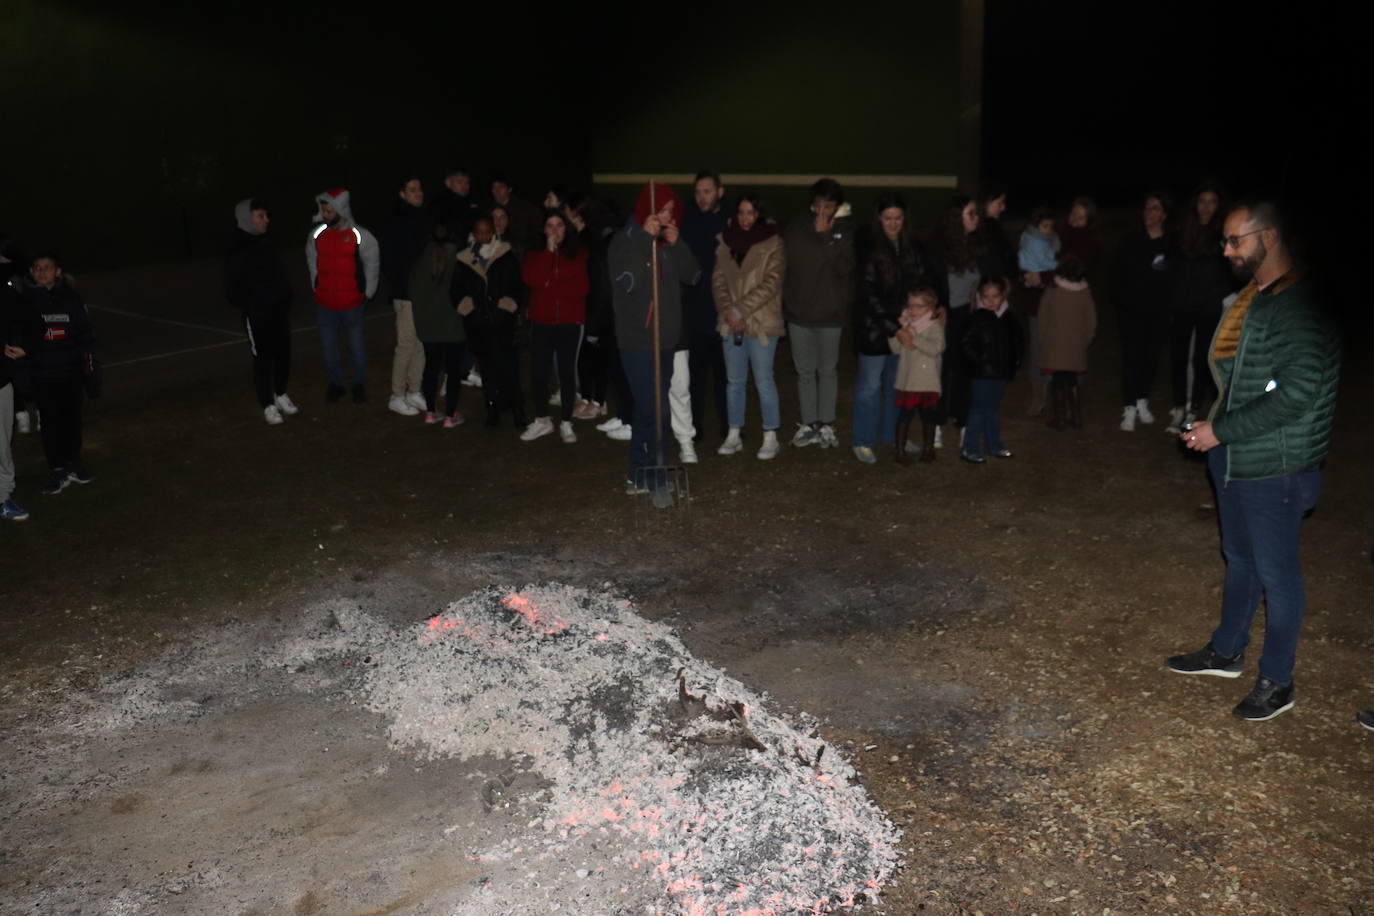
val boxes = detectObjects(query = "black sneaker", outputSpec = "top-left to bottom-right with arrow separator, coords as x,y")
66,467 -> 94,485
326,383 -> 346,403
1232,676 -> 1294,721
1357,709 -> 1374,732
1166,643 -> 1244,678
351,383 -> 367,404
41,470 -> 70,496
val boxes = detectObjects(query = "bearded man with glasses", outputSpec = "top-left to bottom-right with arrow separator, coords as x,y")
1165,199 -> 1341,721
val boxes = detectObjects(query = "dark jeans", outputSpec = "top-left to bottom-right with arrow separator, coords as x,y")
964,378 -> 1006,455
530,323 -> 582,421
245,312 -> 291,407
421,341 -> 466,417
1118,306 -> 1167,405
1169,307 -> 1221,409
34,375 -> 84,472
620,348 -> 673,487
687,328 -> 728,438
1207,446 -> 1321,686
317,304 -> 366,386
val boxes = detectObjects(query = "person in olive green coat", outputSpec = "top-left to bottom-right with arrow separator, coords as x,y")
1167,199 -> 1341,723
409,227 -> 466,426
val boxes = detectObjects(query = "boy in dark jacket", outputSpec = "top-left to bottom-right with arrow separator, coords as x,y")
226,199 -> 297,425
959,276 -> 1023,463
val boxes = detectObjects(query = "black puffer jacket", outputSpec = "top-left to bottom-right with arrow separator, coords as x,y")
1171,225 -> 1232,314
380,201 -> 434,300
856,236 -> 936,356
452,242 -> 523,351
224,230 -> 293,320
962,306 -> 1024,380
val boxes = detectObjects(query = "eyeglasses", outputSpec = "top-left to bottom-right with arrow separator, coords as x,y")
1221,228 -> 1267,251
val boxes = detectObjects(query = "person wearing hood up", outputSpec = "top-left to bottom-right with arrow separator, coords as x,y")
306,188 -> 380,404
381,176 -> 433,417
607,181 -> 700,495
225,198 -> 297,425
782,178 -> 854,450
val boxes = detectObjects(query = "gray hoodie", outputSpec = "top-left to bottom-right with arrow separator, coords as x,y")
305,188 -> 380,298
234,199 -> 262,234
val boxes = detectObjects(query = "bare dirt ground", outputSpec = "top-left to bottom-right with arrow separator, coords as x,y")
2,255 -> 1372,915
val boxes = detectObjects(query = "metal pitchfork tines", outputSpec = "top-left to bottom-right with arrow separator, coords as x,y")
634,179 -> 688,509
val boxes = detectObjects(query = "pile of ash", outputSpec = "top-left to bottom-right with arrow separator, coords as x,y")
362,584 -> 901,914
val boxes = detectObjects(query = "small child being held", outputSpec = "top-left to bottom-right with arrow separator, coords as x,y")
890,285 -> 945,464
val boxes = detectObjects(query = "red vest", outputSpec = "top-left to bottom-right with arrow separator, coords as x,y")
313,226 -> 365,310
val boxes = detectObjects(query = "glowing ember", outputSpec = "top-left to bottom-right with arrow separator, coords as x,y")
363,585 -> 901,914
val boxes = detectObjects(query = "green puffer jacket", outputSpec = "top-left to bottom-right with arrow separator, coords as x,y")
1209,275 -> 1340,481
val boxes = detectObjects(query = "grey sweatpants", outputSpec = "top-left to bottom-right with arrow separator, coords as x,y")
1,383 -> 14,502
787,323 -> 842,425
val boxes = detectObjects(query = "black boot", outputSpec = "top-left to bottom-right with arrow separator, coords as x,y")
484,399 -> 501,427
919,419 -> 937,462
894,418 -> 914,465
1047,385 -> 1068,430
1066,385 -> 1083,429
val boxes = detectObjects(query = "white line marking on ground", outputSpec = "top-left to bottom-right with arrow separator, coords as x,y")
87,304 -> 244,338
103,312 -> 392,369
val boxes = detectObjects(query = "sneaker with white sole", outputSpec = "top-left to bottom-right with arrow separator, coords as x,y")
597,417 -> 626,433
606,424 -> 632,441
679,438 -> 698,464
790,423 -> 819,447
718,429 -> 743,455
425,411 -> 441,424
405,391 -> 428,411
757,430 -> 780,460
15,410 -> 31,434
1232,676 -> 1295,721
1119,405 -> 1137,432
548,390 -> 562,407
852,446 -> 877,464
559,420 -> 577,443
818,424 -> 838,448
388,395 -> 420,416
1166,643 -> 1244,678
443,413 -> 465,429
521,417 -> 555,441
1165,406 -> 1186,434
66,467 -> 94,485
461,370 -> 482,387
933,426 -> 944,449
264,404 -> 284,425
274,393 -> 299,415
42,471 -> 69,495
1135,399 -> 1155,424
573,399 -> 601,420
1,498 -> 29,521
1357,709 -> 1374,732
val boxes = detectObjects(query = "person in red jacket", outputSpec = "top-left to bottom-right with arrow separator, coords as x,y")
519,211 -> 589,443
306,188 -> 379,403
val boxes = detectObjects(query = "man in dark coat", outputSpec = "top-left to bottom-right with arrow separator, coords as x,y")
680,170 -> 730,443
225,199 -> 296,424
381,176 -> 433,415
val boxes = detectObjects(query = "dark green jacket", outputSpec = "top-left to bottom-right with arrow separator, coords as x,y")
1209,275 -> 1340,481
409,242 -> 464,343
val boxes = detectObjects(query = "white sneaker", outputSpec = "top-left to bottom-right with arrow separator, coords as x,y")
521,417 -> 555,441
757,430 -> 780,460
679,438 -> 698,464
818,424 -> 838,448
274,393 -> 299,415
559,420 -> 577,443
1120,406 -> 1137,432
933,425 -> 944,449
1135,399 -> 1155,425
548,390 -> 562,407
606,424 -> 632,441
263,404 -> 284,425
790,423 -> 819,447
389,395 -> 420,416
717,429 -> 743,455
15,410 -> 31,434
597,417 -> 625,433
1165,406 -> 1186,434
405,391 -> 427,411
461,370 -> 482,387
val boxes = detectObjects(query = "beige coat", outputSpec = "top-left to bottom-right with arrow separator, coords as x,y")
712,233 -> 786,342
1037,280 -> 1097,373
889,320 -> 944,394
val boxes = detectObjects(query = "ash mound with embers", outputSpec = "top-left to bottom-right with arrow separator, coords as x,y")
363,584 -> 901,914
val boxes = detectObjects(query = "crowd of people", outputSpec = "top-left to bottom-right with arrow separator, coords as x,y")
0,170 -> 1361,727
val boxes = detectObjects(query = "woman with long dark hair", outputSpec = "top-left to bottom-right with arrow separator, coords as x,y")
520,210 -> 589,443
853,194 -> 934,463
453,215 -> 526,428
1166,182 -> 1231,431
1109,191 -> 1174,431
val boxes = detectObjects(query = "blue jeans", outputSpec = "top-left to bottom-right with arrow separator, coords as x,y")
318,305 -> 367,386
620,348 -> 673,488
1207,446 -> 1321,686
722,335 -> 780,431
964,378 -> 1006,455
851,352 -> 897,448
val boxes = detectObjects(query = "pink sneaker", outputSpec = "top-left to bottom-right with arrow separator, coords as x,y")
443,413 -> 466,429
572,399 -> 600,420
424,411 -> 441,425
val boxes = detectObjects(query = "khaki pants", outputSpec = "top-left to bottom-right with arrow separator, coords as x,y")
391,299 -> 425,397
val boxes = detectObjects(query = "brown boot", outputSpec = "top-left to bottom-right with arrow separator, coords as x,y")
894,418 -> 914,465
1047,385 -> 1068,430
1066,385 -> 1083,429
919,419 -> 937,462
